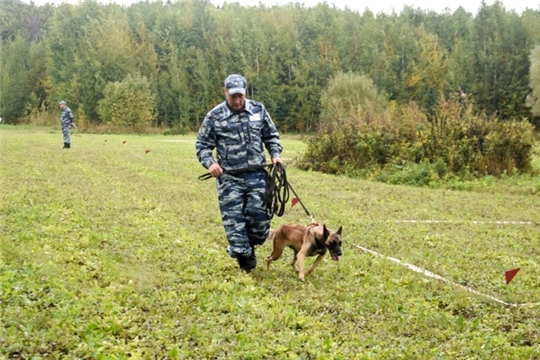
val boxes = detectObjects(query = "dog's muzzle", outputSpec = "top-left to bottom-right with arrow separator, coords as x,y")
330,250 -> 342,261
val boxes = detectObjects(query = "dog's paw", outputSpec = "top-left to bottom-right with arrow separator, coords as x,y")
298,276 -> 305,282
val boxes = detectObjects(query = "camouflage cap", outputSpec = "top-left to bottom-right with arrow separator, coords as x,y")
224,74 -> 247,96
59,100 -> 67,105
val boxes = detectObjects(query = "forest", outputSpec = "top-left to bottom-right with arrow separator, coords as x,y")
1,0 -> 540,131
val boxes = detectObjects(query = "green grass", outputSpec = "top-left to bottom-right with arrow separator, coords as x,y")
1,126 -> 540,359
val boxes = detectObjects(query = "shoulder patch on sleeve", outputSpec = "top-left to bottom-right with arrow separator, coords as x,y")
198,124 -> 208,137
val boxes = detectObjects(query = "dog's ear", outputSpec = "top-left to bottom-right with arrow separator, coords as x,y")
323,224 -> 330,239
336,226 -> 342,236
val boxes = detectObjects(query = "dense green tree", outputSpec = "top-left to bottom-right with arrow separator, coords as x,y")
362,12 -> 417,104
0,36 -> 35,122
77,14 -> 140,120
521,8 -> 540,46
405,28 -> 449,112
471,1 -> 531,119
0,0 -> 53,42
0,0 -> 51,122
526,45 -> 540,122
45,1 -> 104,114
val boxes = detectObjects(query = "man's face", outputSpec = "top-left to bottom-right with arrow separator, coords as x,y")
60,104 -> 66,110
224,89 -> 245,112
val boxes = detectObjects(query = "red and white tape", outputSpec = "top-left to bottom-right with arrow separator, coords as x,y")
393,220 -> 535,225
352,243 -> 540,307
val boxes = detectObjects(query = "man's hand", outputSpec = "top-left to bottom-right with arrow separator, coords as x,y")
272,157 -> 283,171
208,162 -> 224,177
272,157 -> 282,166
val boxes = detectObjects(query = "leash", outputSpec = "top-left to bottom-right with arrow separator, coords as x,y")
264,163 -> 289,217
198,163 -> 313,220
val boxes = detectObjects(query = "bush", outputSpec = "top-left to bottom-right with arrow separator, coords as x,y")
319,72 -> 387,126
298,101 -> 430,176
426,96 -> 536,176
374,160 -> 439,186
97,74 -> 156,130
163,126 -> 188,136
298,94 -> 536,183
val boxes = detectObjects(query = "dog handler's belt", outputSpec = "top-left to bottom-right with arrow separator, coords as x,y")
197,164 -> 268,180
198,163 -> 311,219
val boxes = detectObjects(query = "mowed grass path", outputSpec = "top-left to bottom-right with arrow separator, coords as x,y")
1,126 -> 540,359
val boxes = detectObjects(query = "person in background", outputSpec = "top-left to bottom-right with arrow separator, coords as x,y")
59,100 -> 74,149
196,74 -> 283,273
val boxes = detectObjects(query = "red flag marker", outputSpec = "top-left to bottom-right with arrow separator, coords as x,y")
291,198 -> 299,208
505,268 -> 521,285
123,141 -> 127,144
145,150 -> 151,154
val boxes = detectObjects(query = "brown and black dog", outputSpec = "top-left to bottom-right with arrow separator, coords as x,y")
266,223 -> 343,281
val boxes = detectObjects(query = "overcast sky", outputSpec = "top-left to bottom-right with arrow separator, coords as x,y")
25,0 -> 540,15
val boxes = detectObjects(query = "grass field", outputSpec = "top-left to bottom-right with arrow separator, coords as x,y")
1,126 -> 540,359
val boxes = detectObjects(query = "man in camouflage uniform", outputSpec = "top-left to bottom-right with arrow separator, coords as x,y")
59,100 -> 74,149
196,74 -> 283,273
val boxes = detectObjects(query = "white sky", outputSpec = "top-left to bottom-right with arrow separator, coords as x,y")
25,0 -> 540,15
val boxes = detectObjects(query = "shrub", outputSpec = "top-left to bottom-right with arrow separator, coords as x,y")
299,94 -> 536,183
298,101 -> 430,176
374,160 -> 442,186
427,96 -> 536,176
319,72 -> 387,126
97,74 -> 156,130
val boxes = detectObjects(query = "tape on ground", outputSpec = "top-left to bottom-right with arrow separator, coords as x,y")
352,243 -> 540,307
393,220 -> 535,225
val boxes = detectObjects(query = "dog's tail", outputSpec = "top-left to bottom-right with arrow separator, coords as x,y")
268,229 -> 276,240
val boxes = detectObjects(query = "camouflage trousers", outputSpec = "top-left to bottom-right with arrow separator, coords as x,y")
61,121 -> 71,144
216,170 -> 271,258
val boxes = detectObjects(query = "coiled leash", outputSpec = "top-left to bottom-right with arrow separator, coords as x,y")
198,163 -> 313,220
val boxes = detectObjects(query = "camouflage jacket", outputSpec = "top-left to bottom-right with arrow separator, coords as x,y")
196,99 -> 282,171
60,107 -> 74,124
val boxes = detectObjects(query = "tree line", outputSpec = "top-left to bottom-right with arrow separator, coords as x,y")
1,0 -> 540,131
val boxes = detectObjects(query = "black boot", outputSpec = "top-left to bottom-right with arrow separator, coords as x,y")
66,143 -> 70,148
62,143 -> 68,149
237,247 -> 257,273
